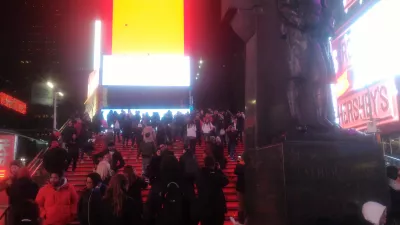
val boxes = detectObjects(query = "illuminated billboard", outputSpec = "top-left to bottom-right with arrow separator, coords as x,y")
102,54 -> 190,86
111,0 -> 184,54
0,92 -> 27,115
337,79 -> 398,130
332,0 -> 400,97
331,0 -> 400,129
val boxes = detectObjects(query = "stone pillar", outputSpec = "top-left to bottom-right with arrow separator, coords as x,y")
222,0 -> 292,149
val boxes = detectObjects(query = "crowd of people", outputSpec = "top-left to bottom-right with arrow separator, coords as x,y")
5,108 -> 399,225
0,109 -> 248,225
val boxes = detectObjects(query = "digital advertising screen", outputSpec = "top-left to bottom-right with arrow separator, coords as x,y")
102,54 -> 190,86
331,0 -> 400,129
111,0 -> 184,55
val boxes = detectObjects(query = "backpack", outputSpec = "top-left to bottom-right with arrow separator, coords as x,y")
159,182 -> 184,225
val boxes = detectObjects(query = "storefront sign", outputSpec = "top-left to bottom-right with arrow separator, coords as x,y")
337,80 -> 398,129
0,92 -> 27,114
0,134 -> 16,178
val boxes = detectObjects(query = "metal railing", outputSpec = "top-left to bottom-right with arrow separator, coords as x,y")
27,119 -> 71,177
0,119 -> 71,224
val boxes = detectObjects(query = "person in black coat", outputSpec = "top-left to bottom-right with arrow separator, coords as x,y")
197,156 -> 229,225
234,156 -> 246,224
101,174 -> 142,225
123,166 -> 148,216
93,142 -> 125,173
8,168 -> 40,225
78,173 -> 103,225
43,142 -> 69,173
67,134 -> 80,172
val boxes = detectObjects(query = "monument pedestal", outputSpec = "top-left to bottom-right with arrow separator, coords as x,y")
245,138 -> 389,225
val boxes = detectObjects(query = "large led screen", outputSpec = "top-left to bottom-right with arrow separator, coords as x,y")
338,0 -> 400,91
112,0 -> 184,54
102,55 -> 190,86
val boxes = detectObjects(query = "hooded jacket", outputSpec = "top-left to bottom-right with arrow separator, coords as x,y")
35,179 -> 79,225
362,201 -> 386,225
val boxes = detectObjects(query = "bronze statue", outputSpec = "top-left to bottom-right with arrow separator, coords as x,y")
279,0 -> 339,130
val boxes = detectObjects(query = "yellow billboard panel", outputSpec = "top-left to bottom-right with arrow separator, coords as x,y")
112,0 -> 184,54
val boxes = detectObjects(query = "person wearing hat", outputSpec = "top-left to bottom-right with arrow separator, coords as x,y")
93,142 -> 125,173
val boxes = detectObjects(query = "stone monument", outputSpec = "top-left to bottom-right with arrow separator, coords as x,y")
221,0 -> 389,224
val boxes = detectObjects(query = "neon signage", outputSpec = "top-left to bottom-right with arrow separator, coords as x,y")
337,79 -> 398,129
0,92 -> 27,115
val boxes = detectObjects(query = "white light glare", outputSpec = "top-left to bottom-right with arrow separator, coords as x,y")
102,55 -> 191,86
58,92 -> 64,97
94,20 -> 102,71
199,59 -> 203,64
47,82 -> 54,89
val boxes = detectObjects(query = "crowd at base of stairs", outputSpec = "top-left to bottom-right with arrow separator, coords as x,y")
64,133 -> 245,225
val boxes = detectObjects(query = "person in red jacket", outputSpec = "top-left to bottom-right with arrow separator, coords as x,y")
35,171 -> 79,225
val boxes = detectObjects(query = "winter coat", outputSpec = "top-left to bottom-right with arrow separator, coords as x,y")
78,187 -> 103,225
196,168 -> 229,217
35,179 -> 79,225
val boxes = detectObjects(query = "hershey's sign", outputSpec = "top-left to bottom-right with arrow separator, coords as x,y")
338,80 -> 399,129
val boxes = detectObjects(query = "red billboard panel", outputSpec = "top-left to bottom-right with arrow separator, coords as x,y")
338,79 -> 399,129
0,92 -> 27,115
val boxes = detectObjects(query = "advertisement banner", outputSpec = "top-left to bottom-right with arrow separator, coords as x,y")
0,92 -> 27,115
0,134 -> 17,206
337,79 -> 399,129
31,82 -> 53,106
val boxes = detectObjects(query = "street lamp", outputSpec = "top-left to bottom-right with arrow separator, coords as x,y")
47,81 -> 63,130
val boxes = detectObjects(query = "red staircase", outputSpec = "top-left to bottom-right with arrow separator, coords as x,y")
66,135 -> 244,224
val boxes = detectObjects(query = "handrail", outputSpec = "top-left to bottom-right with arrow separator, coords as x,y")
28,119 -> 71,177
0,205 -> 10,224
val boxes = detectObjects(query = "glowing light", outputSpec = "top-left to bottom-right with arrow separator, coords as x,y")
349,0 -> 400,90
112,0 -> 184,54
57,92 -> 64,97
94,20 -> 102,71
102,54 -> 190,86
47,82 -> 54,89
335,70 -> 350,97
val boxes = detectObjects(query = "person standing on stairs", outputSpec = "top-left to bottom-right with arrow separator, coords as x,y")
234,155 -> 246,225
96,154 -> 112,185
35,171 -> 79,225
186,119 -> 197,153
66,134 -> 79,172
78,173 -> 103,225
93,142 -> 125,174
123,166 -> 148,218
197,156 -> 229,225
137,136 -> 157,178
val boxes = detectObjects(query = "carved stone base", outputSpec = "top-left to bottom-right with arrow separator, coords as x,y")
245,138 -> 389,225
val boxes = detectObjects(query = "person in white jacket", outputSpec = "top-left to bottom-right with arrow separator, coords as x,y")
186,120 -> 197,152
96,154 -> 112,185
202,118 -> 214,143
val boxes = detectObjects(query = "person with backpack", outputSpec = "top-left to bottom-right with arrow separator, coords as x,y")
196,156 -> 229,225
179,145 -> 200,225
145,156 -> 186,225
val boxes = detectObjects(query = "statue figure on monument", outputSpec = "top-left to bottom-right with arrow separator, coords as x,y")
279,0 -> 339,130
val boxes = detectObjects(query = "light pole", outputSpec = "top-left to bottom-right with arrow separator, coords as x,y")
47,81 -> 63,130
